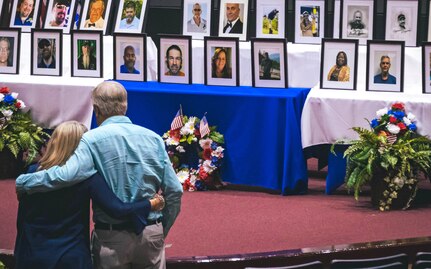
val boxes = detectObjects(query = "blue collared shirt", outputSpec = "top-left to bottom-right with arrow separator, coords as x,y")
16,116 -> 183,236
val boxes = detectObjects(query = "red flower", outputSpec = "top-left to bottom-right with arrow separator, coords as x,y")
194,128 -> 201,138
389,116 -> 398,123
202,148 -> 212,160
391,103 -> 404,110
397,122 -> 406,130
0,87 -> 10,94
169,129 -> 181,141
199,166 -> 209,180
183,179 -> 191,191
15,102 -> 21,109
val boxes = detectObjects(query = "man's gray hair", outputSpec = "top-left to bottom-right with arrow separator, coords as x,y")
92,81 -> 127,117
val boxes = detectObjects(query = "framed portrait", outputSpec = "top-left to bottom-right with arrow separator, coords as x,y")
158,35 -> 192,84
385,0 -> 418,47
294,0 -> 325,44
421,42 -> 431,93
204,36 -> 239,86
218,0 -> 249,41
79,0 -> 113,34
30,29 -> 62,76
113,0 -> 148,34
255,0 -> 285,39
0,28 -> 21,75
73,0 -> 82,29
182,0 -> 211,39
341,0 -> 374,45
71,30 -> 102,77
366,40 -> 404,92
320,38 -> 358,90
114,33 -> 146,82
251,38 -> 287,88
9,0 -> 41,32
43,0 -> 78,34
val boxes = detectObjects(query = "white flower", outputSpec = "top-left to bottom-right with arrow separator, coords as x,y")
0,93 -> 4,102
176,170 -> 190,183
407,112 -> 416,122
202,160 -> 216,173
386,123 -> 400,134
402,117 -> 411,126
11,92 -> 18,99
17,100 -> 26,109
211,146 -> 225,158
199,138 -> 213,149
165,137 -> 179,146
376,108 -> 388,118
1,109 -> 13,119
189,173 -> 197,185
176,145 -> 185,153
180,117 -> 196,135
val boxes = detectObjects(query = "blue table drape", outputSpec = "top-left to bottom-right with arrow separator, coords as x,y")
93,81 -> 311,195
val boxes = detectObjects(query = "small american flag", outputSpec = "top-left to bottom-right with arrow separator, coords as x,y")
200,115 -> 210,138
387,134 -> 397,145
170,109 -> 183,130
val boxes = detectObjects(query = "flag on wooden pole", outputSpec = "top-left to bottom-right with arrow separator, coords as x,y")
170,107 -> 183,130
200,114 -> 210,138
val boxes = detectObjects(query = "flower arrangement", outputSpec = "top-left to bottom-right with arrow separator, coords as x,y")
334,102 -> 431,211
163,114 -> 225,191
0,86 -> 49,165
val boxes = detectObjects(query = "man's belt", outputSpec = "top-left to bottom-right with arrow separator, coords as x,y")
95,218 -> 162,231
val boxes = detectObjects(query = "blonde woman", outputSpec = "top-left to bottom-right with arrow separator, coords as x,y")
14,121 -> 164,269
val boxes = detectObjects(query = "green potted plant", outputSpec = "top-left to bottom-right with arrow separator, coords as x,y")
333,102 -> 431,211
0,86 -> 49,178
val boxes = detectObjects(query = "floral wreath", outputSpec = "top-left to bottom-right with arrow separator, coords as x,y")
162,115 -> 225,191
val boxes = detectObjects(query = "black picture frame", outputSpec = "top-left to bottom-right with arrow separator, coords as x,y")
0,28 -> 21,75
320,38 -> 359,90
9,0 -> 41,32
217,0 -> 249,41
421,42 -> 431,94
204,36 -> 239,86
78,0 -> 113,35
254,0 -> 286,39
71,30 -> 103,78
384,0 -> 419,47
158,34 -> 192,84
113,33 -> 147,82
113,0 -> 148,34
30,28 -> 62,76
251,37 -> 288,88
366,40 -> 404,92
43,0 -> 79,34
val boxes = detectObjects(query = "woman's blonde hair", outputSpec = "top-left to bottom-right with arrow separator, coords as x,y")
38,121 -> 88,170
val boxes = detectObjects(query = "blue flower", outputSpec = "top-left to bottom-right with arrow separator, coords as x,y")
3,94 -> 15,105
387,109 -> 394,115
393,110 -> 405,120
195,180 -> 207,191
408,123 -> 417,131
370,119 -> 379,128
211,142 -> 218,150
211,156 -> 219,166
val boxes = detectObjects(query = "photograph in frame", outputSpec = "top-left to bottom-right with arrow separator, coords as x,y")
320,38 -> 358,90
421,42 -> 431,93
294,0 -> 325,44
204,36 -> 239,86
0,28 -> 21,75
385,0 -> 418,47
43,0 -> 77,34
251,38 -> 287,88
10,0 -> 41,32
158,35 -> 192,84
182,0 -> 211,39
79,0 -> 113,34
31,29 -> 62,76
218,0 -> 249,41
71,30 -> 103,77
114,33 -> 146,82
114,0 -> 147,34
255,0 -> 285,39
341,0 -> 374,45
366,40 -> 404,92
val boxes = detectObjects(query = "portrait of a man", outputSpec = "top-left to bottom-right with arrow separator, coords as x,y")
299,7 -> 318,37
120,45 -> 140,74
392,13 -> 411,35
165,45 -> 185,76
187,2 -> 207,33
84,0 -> 105,28
374,55 -> 396,84
48,0 -> 70,27
77,40 -> 96,70
14,0 -> 35,26
37,38 -> 55,69
348,9 -> 368,37
119,1 -> 140,30
223,3 -> 243,34
0,37 -> 13,67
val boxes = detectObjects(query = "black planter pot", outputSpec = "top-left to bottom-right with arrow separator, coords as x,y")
0,149 -> 25,179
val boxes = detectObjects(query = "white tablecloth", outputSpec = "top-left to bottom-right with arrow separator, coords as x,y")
301,46 -> 431,149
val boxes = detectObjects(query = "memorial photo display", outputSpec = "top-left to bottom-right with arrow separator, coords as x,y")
255,0 -> 285,39
158,34 -> 192,84
43,0 -> 78,34
71,30 -> 103,78
384,0 -> 418,47
341,0 -> 374,45
79,0 -> 113,34
294,0 -> 325,44
31,28 -> 62,76
0,28 -> 21,75
114,33 -> 146,82
10,0 -> 41,32
182,0 -> 211,39
113,0 -> 148,34
218,0 -> 249,41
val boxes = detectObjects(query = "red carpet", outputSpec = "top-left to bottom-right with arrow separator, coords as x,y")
1,160 -> 431,259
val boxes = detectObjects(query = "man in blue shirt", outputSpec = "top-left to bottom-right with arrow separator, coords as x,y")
16,81 -> 183,268
374,55 -> 396,84
14,0 -> 35,26
119,1 -> 140,30
120,45 -> 140,74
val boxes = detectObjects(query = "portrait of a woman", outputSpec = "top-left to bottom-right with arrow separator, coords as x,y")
211,47 -> 232,79
327,51 -> 350,82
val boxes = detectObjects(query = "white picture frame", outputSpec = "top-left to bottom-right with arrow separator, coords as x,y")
43,0 -> 78,34
113,0 -> 147,34
341,0 -> 374,45
10,0 -> 41,32
79,0 -> 113,34
255,0 -> 285,39
218,0 -> 249,41
182,0 -> 211,39
294,0 -> 325,44
385,0 -> 418,47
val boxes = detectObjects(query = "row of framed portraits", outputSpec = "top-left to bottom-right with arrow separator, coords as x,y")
0,28 -> 288,88
320,38 -> 431,94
